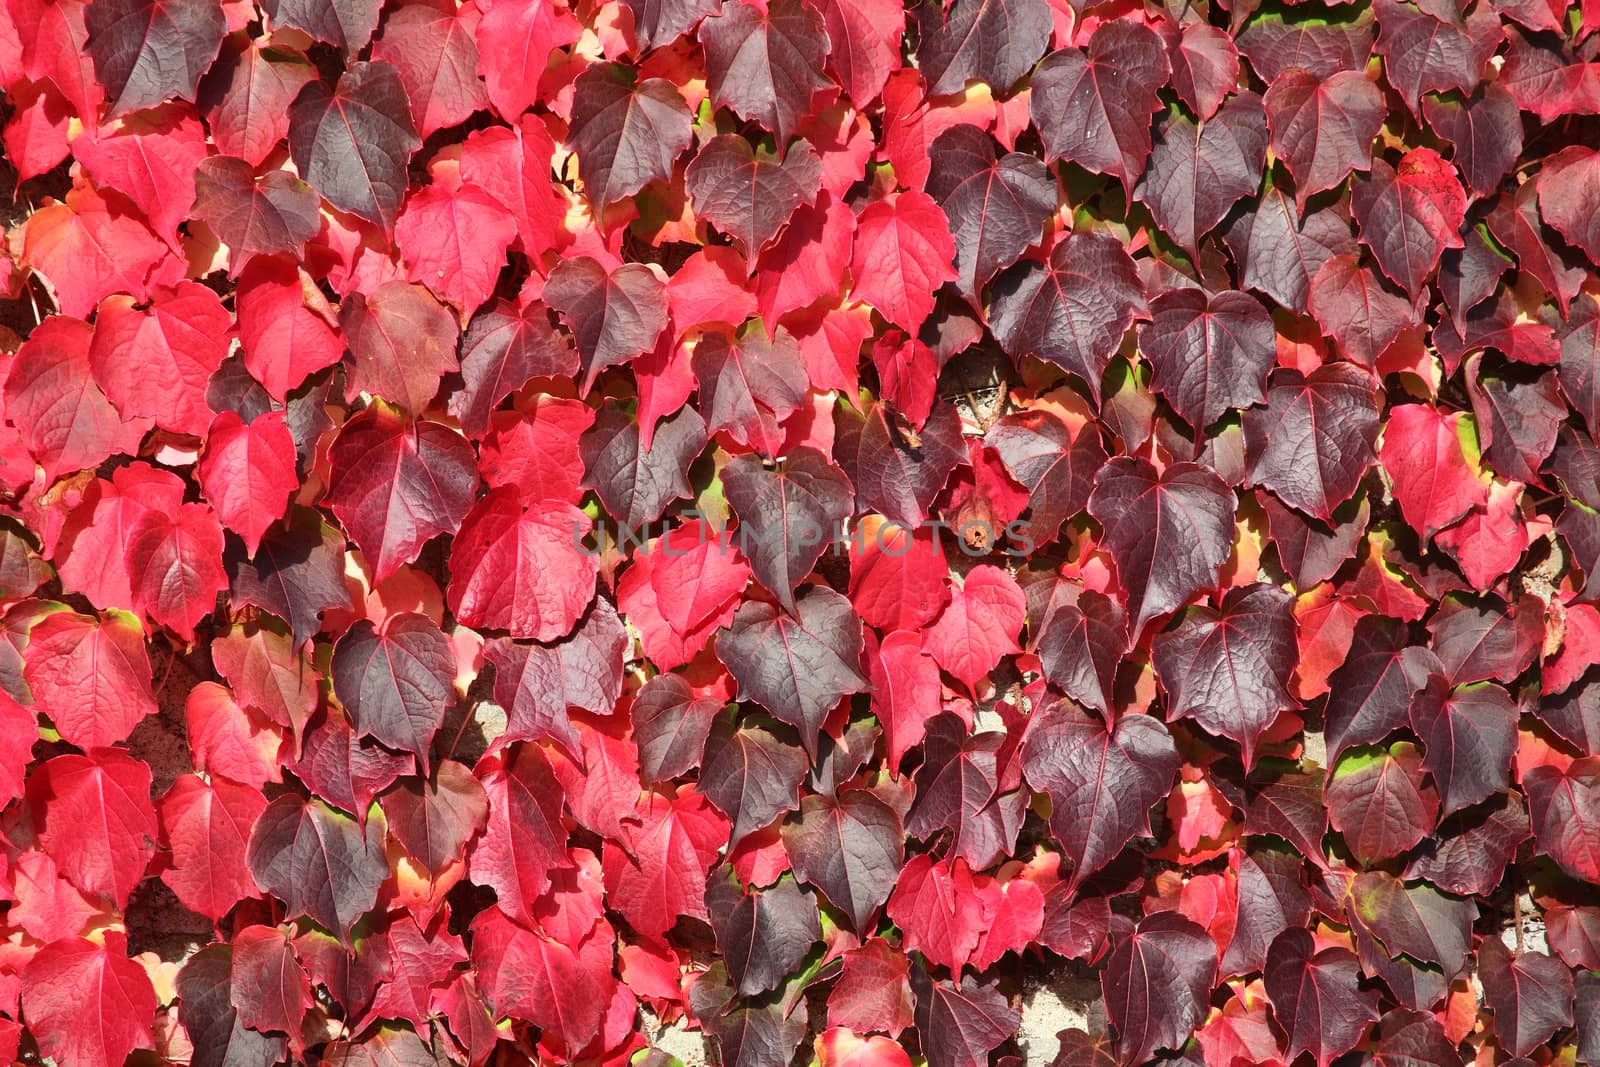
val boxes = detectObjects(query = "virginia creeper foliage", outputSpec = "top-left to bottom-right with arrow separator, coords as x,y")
0,0 -> 1598,1066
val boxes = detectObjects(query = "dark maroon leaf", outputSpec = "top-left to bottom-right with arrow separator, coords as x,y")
1214,758 -> 1329,863
926,125 -> 1054,299
833,398 -> 964,531
721,447 -> 854,614
692,328 -> 810,456
224,507 -> 350,648
702,994 -> 809,1067
261,0 -> 379,55
1245,363 -> 1382,522
1559,501 -> 1600,604
782,786 -> 903,933
1538,671 -> 1600,754
580,400 -> 707,530
1581,974 -> 1600,1066
1404,792 -> 1529,896
1222,845 -> 1311,977
1032,587 -> 1125,715
910,966 -> 1021,1067
331,612 -> 455,768
1345,870 -> 1474,975
1163,20 -> 1238,121
716,586 -> 868,758
190,156 -> 321,271
985,410 -> 1106,546
484,598 -> 627,758
1489,178 -> 1586,316
1030,21 -> 1170,192
1366,1008 -> 1466,1067
380,759 -> 487,874
707,871 -> 819,995
1307,254 -> 1420,367
697,0 -> 831,146
633,673 -> 724,782
85,0 -> 225,115
1140,288 -> 1275,430
1223,186 -> 1356,313
1324,615 -> 1439,762
544,257 -> 669,392
566,62 -> 691,210
324,408 -> 478,586
247,794 -> 388,942
177,947 -> 289,1067
1264,68 -> 1385,207
1049,1029 -> 1119,1067
287,707 -> 410,818
699,713 -> 808,845
448,301 -> 578,436
1548,905 -> 1600,970
907,714 -> 1026,871
1136,91 -> 1269,259
1467,368 -> 1564,485
1153,583 -> 1298,767
916,0 -> 1050,97
1101,911 -> 1217,1067
1478,938 -> 1575,1058
1038,876 -> 1116,964
685,135 -> 822,260
1088,457 -> 1236,639
1351,922 -> 1449,1013
1373,0 -> 1500,111
1439,227 -> 1513,330
1427,595 -> 1543,685
1422,84 -> 1524,196
1351,149 -> 1468,299
1020,696 -> 1180,889
1559,295 -> 1600,435
1236,9 -> 1375,82
288,61 -> 420,231
989,231 -> 1147,404
1326,743 -> 1439,865
1263,929 -> 1380,1067
1555,429 -> 1600,510
1524,758 -> 1600,883
1262,491 -> 1368,589
623,0 -> 720,49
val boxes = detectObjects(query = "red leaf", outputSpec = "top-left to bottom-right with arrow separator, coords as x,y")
235,254 -> 345,401
199,410 -> 298,556
601,787 -> 727,943
1380,403 -> 1489,538
125,501 -> 228,641
849,191 -> 957,332
473,0 -> 580,121
324,408 -> 479,584
28,748 -> 158,908
22,937 -> 156,1067
469,743 -> 572,924
923,564 -> 1025,692
159,772 -> 267,921
23,608 -> 155,749
230,924 -> 312,1041
5,316 -> 149,481
1263,929 -> 1380,1067
447,487 -> 597,642
395,182 -> 519,321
